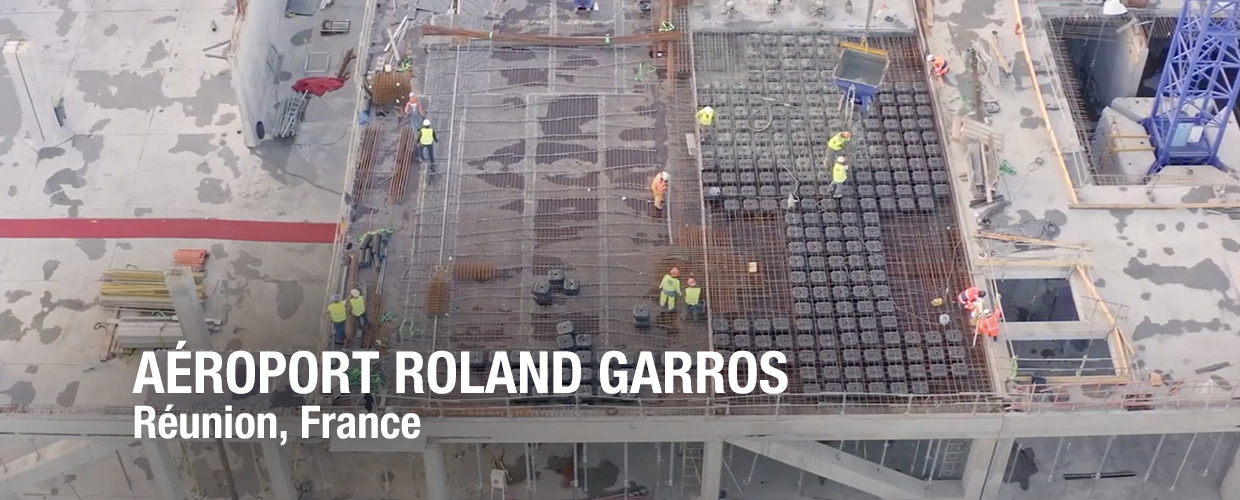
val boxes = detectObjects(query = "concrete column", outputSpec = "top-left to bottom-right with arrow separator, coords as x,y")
142,440 -> 189,500
165,266 -> 211,349
261,442 -> 298,500
1,40 -> 72,150
961,438 -> 1013,500
700,441 -> 724,500
423,443 -> 449,500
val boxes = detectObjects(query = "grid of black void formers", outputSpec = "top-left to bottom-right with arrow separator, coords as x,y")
694,32 -> 990,397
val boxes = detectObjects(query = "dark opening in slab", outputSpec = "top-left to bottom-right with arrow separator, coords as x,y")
996,278 -> 1079,322
1011,339 -> 1115,376
835,48 -> 888,88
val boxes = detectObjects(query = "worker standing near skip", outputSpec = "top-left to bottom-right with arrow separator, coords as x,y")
926,54 -> 949,78
659,268 -> 682,311
956,286 -> 987,318
416,119 -> 437,164
326,294 -> 349,348
825,156 -> 849,198
348,289 -> 368,334
684,278 -> 704,321
651,171 -> 669,210
827,131 -> 852,153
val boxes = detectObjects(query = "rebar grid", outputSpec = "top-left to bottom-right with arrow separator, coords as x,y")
1043,17 -> 1117,184
693,32 -> 992,398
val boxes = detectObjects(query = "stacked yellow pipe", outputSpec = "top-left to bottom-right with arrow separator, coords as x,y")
99,269 -> 204,310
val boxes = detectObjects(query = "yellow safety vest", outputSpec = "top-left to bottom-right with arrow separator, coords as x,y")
419,127 -> 435,145
827,133 -> 849,151
327,302 -> 348,323
660,274 -> 681,295
349,296 -> 366,316
684,287 -> 702,306
832,162 -> 849,183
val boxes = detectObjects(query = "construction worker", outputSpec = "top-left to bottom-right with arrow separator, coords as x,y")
326,294 -> 348,347
659,268 -> 682,311
957,286 -> 987,318
348,289 -> 368,333
927,54 -> 949,78
416,119 -> 437,163
976,308 -> 1002,341
696,106 -> 715,127
827,131 -> 852,153
651,171 -> 669,210
403,92 -> 424,122
684,278 -> 704,321
826,156 -> 849,198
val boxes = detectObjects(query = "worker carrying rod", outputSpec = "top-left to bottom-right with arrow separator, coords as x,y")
927,54 -> 949,78
651,171 -> 669,210
827,131 -> 852,153
659,268 -> 682,311
956,286 -> 987,318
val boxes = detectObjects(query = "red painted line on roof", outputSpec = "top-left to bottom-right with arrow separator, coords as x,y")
0,218 -> 340,243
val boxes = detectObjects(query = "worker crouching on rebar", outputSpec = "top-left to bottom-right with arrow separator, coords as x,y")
651,171 -> 669,210
327,294 -> 348,348
927,54 -> 949,78
684,278 -> 704,321
956,286 -> 987,319
659,267 -> 682,311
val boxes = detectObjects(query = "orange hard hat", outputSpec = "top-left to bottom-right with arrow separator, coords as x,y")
687,278 -> 697,286
670,268 -> 680,277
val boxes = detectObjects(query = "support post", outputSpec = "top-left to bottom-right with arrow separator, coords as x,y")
165,266 -> 211,349
143,440 -> 189,500
261,442 -> 298,500
1221,438 -> 1240,500
1,40 -> 72,150
700,440 -> 724,500
424,442 -> 449,500
961,438 -> 1014,500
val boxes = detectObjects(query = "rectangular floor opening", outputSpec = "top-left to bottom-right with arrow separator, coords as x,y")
1011,339 -> 1116,377
996,278 -> 1079,322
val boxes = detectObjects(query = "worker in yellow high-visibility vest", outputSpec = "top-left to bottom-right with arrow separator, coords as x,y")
826,156 -> 850,199
684,278 -> 704,321
827,131 -> 852,152
326,294 -> 348,347
696,106 -> 715,127
416,119 -> 437,163
348,289 -> 368,333
658,268 -> 682,311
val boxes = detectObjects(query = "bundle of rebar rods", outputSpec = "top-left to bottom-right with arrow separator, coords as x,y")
99,269 -> 204,310
421,25 -> 681,46
390,127 -> 414,203
354,127 -> 379,201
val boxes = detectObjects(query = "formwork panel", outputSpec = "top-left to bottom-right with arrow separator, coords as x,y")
693,32 -> 993,397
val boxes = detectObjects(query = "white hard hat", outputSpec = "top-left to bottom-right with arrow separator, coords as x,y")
837,156 -> 846,162
660,171 -> 669,181
423,119 -> 431,126
926,55 -> 936,62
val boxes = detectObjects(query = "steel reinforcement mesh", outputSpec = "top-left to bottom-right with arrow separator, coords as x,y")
692,32 -> 993,397
386,41 -> 713,403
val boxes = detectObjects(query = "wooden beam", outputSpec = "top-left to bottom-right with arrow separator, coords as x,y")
1069,202 -> 1240,210
974,230 -> 1090,250
976,259 -> 1077,268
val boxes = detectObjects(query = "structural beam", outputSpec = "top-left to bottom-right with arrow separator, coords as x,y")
729,439 -> 960,499
165,266 -> 211,349
261,442 -> 298,500
961,438 -> 1013,500
423,442 -> 448,500
1222,437 -> 1240,500
143,440 -> 189,500
0,439 -> 127,495
700,441 -> 723,500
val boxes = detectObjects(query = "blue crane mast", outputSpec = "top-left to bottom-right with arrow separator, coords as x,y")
1144,0 -> 1240,175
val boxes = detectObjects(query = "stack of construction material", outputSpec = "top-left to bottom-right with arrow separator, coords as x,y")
172,249 -> 209,271
99,269 -> 204,310
113,317 -> 184,349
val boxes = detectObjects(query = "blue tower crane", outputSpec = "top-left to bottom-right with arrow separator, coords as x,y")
1144,0 -> 1240,175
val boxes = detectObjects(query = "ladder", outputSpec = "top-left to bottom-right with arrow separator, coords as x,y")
937,440 -> 968,479
680,443 -> 704,498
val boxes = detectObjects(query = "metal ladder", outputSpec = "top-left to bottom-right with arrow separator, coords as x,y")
680,443 -> 704,498
937,440 -> 968,479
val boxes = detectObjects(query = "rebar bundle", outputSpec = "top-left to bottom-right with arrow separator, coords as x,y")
354,127 -> 379,201
390,127 -> 414,203
421,25 -> 681,46
99,269 -> 204,310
